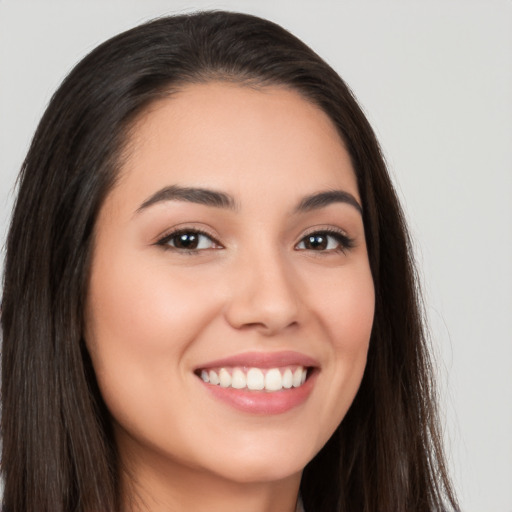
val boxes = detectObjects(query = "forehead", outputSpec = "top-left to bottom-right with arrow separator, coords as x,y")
114,82 -> 358,207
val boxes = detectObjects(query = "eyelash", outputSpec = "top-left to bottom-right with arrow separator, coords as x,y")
296,228 -> 355,254
156,227 -> 354,255
156,228 -> 221,254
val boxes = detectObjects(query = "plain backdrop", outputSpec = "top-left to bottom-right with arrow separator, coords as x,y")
1,1 -> 511,510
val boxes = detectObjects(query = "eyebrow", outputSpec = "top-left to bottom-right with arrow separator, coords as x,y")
137,185 -> 237,212
295,190 -> 362,215
136,185 -> 362,215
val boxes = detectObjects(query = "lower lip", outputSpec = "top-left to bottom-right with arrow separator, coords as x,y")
199,372 -> 317,415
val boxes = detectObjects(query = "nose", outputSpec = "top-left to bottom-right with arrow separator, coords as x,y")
224,249 -> 302,336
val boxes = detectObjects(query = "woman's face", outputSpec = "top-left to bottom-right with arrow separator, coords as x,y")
85,83 -> 374,488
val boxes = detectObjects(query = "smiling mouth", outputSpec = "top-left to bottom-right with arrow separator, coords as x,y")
195,365 -> 310,392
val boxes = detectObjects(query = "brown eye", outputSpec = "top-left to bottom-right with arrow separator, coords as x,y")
303,234 -> 329,250
296,231 -> 353,252
159,230 -> 218,251
173,232 -> 200,249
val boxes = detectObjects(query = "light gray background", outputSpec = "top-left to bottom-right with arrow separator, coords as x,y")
1,1 -> 511,510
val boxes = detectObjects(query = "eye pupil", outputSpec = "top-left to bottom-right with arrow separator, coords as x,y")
306,234 -> 327,250
175,232 -> 198,249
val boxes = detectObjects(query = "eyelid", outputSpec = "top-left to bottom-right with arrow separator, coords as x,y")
154,225 -> 223,251
299,225 -> 350,239
295,226 -> 355,253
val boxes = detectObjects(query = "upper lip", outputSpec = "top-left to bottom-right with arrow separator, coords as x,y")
195,350 -> 319,370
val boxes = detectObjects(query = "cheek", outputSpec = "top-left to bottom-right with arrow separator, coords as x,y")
84,251 -> 221,419
311,262 -> 375,350
306,263 -> 374,431
86,248 -> 220,352
335,279 -> 374,354
330,265 -> 374,377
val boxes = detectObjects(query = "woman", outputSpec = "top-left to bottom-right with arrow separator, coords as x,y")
1,10 -> 459,512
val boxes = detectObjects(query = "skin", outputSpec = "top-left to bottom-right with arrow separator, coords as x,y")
85,82 -> 375,512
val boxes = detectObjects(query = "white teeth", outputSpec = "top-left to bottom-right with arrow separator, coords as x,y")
246,368 -> 265,390
209,370 -> 220,385
282,368 -> 293,389
292,367 -> 303,387
231,368 -> 246,389
219,368 -> 231,387
200,366 -> 309,392
265,368 -> 283,391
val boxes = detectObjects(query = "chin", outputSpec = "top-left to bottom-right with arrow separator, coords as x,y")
208,456 -> 306,485
194,435 -> 318,485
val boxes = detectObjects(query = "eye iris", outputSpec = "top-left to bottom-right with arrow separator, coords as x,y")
306,234 -> 328,250
174,232 -> 199,249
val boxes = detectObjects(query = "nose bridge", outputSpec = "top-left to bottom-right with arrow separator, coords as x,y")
225,240 -> 301,334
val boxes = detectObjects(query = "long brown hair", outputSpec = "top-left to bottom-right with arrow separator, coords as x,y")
1,11 -> 459,512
